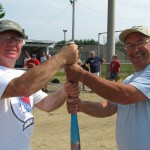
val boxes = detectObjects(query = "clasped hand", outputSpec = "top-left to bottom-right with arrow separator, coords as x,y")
64,82 -> 81,114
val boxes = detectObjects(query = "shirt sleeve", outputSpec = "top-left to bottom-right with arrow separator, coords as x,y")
25,60 -> 29,66
129,77 -> 150,100
0,69 -> 25,98
117,61 -> 120,68
0,73 -> 11,97
32,90 -> 47,105
36,59 -> 40,65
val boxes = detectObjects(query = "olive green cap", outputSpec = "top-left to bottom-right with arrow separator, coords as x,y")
0,20 -> 24,37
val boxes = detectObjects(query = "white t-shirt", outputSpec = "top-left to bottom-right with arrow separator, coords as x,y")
0,66 -> 47,150
40,56 -> 47,63
116,64 -> 150,150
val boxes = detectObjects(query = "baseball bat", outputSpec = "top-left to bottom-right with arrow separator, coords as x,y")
65,40 -> 81,150
71,113 -> 81,150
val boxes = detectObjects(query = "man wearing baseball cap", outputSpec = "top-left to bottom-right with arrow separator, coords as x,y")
119,25 -> 150,42
65,25 -> 150,150
0,19 -> 79,150
0,19 -> 25,37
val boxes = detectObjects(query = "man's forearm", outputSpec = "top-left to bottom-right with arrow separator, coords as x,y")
79,70 -> 132,104
80,101 -> 117,118
23,54 -> 64,93
35,87 -> 67,112
2,53 -> 65,98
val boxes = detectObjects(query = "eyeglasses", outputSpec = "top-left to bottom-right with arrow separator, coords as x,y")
0,35 -> 23,44
124,39 -> 150,51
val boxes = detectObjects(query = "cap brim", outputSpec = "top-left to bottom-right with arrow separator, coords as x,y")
0,29 -> 25,38
119,29 -> 144,43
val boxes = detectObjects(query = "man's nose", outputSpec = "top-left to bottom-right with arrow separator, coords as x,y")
132,47 -> 139,53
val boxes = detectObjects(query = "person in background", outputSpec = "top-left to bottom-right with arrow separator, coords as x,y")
42,54 -> 52,92
107,55 -> 120,82
24,51 -> 31,67
84,51 -> 103,92
85,51 -> 103,77
40,51 -> 47,63
25,54 -> 40,69
0,19 -> 79,150
46,54 -> 51,60
65,25 -> 150,150
77,52 -> 82,66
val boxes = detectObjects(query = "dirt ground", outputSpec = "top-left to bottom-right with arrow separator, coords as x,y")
31,83 -> 118,150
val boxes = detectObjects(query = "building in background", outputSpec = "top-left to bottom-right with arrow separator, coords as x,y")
15,39 -> 54,68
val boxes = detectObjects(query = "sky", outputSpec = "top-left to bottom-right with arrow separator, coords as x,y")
1,0 -> 150,43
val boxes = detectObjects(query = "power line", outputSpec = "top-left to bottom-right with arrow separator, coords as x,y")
28,4 -> 71,33
77,2 -> 107,16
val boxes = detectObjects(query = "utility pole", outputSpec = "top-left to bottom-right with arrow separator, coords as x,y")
106,0 -> 116,75
70,0 -> 77,41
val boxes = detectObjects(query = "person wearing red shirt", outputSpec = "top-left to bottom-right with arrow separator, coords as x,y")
107,55 -> 120,81
25,54 -> 40,68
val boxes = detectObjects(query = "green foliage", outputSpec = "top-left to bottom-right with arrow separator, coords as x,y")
54,40 -> 65,48
54,39 -> 98,48
54,39 -> 125,48
53,39 -> 127,59
52,71 -> 66,82
0,3 -> 5,19
75,39 -> 98,45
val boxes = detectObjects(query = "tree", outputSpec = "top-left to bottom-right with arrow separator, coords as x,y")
53,39 -> 98,48
54,40 -> 65,48
0,3 -> 5,19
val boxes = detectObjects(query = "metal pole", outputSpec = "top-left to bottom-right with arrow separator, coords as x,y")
63,30 -> 67,43
106,0 -> 116,75
71,0 -> 76,41
97,33 -> 100,56
97,32 -> 107,57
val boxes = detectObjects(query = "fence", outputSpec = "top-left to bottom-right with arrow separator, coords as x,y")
49,44 -> 128,63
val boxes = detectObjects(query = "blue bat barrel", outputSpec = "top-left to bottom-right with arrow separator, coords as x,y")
71,113 -> 81,150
